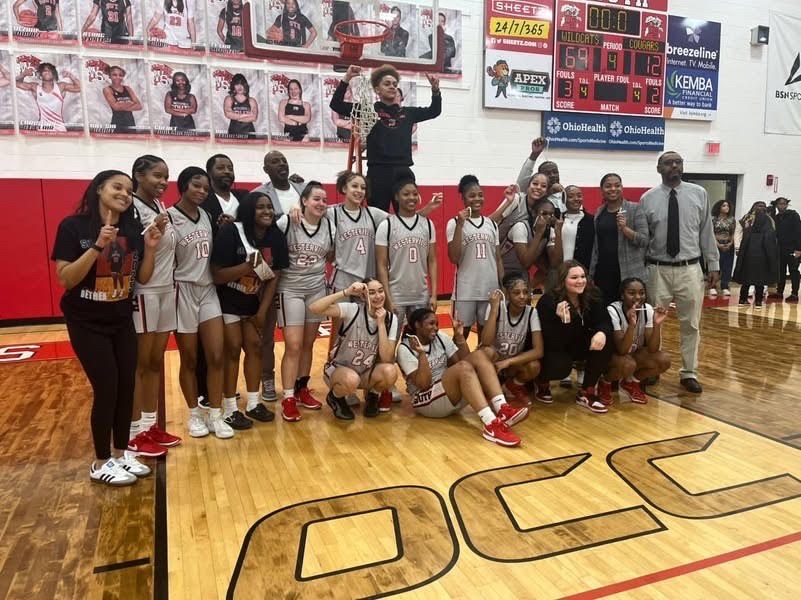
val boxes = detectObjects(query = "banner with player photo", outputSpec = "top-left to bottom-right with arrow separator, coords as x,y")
12,0 -> 79,45
211,67 -> 268,143
268,70 -> 320,145
377,2 -> 417,60
207,0 -> 246,56
0,51 -> 14,134
79,0 -> 144,49
149,61 -> 210,139
320,0 -> 375,50
145,0 -> 207,55
260,0 -> 321,49
1,0 -> 10,41
420,6 -> 461,76
14,52 -> 84,136
84,57 -> 150,138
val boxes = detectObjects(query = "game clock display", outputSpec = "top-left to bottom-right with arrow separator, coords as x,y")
553,0 -> 668,117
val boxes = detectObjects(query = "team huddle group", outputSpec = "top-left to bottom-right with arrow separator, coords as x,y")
51,139 -> 698,488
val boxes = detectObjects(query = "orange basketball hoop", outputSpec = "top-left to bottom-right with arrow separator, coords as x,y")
333,20 -> 391,61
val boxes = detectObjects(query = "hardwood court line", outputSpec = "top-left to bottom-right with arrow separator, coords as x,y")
154,374 -> 169,600
782,433 -> 801,441
92,557 -> 150,574
561,530 -> 801,600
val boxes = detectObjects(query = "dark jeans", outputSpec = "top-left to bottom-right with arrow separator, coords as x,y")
778,252 -> 800,296
366,165 -> 415,213
719,247 -> 734,289
538,332 -> 613,389
66,318 -> 137,460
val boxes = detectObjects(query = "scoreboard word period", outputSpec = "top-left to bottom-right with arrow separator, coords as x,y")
553,0 -> 668,117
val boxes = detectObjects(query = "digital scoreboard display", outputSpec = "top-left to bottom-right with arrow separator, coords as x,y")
553,0 -> 668,117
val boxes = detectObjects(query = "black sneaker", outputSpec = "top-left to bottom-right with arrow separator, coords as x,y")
246,403 -> 275,422
326,391 -> 354,420
198,396 -> 211,409
364,392 -> 380,418
224,410 -> 253,430
786,294 -> 799,303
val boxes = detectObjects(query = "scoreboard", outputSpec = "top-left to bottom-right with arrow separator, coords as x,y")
553,0 -> 668,117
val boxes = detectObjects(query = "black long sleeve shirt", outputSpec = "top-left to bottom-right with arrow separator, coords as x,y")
536,292 -> 612,352
329,79 -> 441,167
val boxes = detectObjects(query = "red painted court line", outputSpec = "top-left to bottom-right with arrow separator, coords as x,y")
562,530 -> 801,600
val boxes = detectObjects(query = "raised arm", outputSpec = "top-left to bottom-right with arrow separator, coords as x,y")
15,68 -> 37,93
406,73 -> 441,123
517,137 -> 546,191
447,212 -> 467,265
329,66 -> 359,117
514,221 -> 548,269
59,71 -> 81,94
479,290 -> 503,348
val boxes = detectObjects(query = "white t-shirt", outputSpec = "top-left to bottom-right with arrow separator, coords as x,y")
275,186 -> 300,216
216,193 -> 239,219
608,301 -> 654,352
561,212 -> 584,261
510,221 -> 556,245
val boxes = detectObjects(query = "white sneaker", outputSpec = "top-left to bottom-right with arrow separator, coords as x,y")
722,289 -> 731,297
709,289 -> 718,298
188,414 -> 209,437
391,386 -> 403,403
207,410 -> 235,439
116,450 -> 152,478
90,458 -> 137,486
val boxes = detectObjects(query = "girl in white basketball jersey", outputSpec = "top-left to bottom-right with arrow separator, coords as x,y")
147,0 -> 196,48
128,155 -> 182,457
274,182 -> 332,422
168,167 -> 233,440
310,279 -> 399,420
375,180 -> 438,325
603,277 -> 671,405
447,175 -> 503,341
396,308 -> 528,447
480,273 -> 544,406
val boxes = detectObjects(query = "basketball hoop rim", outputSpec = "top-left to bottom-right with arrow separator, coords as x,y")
333,20 -> 392,46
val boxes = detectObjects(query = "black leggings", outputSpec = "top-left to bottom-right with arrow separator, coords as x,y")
366,165 -> 415,213
66,319 -> 137,460
538,333 -> 613,389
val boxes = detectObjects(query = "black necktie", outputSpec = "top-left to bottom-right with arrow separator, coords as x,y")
667,188 -> 680,258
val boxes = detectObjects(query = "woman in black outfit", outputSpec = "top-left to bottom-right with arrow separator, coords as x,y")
103,66 -> 143,135
278,79 -> 311,142
164,71 -> 197,131
51,170 -> 163,486
224,73 -> 258,137
734,205 -> 778,309
535,260 -> 613,414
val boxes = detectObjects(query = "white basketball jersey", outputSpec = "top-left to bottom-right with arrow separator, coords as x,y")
448,216 -> 499,301
397,332 -> 455,398
168,205 -> 214,286
380,215 -> 433,306
277,215 -> 334,292
134,196 -> 176,293
330,204 -> 385,281
164,2 -> 192,47
328,304 -> 397,375
491,303 -> 540,360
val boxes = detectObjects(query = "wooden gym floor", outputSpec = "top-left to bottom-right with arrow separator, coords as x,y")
1,290 -> 801,599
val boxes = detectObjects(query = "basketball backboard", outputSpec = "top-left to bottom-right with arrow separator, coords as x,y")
243,0 -> 445,72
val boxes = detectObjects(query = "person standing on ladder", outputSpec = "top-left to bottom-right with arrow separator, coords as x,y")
329,64 -> 441,213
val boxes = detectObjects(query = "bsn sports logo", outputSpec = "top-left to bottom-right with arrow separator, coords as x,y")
785,53 -> 801,86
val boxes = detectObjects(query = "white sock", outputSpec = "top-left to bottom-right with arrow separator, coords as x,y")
478,406 -> 496,426
283,389 -> 294,400
209,407 -> 222,421
141,411 -> 157,429
626,375 -> 640,383
189,406 -> 201,418
223,396 -> 238,417
129,419 -> 141,440
490,394 -> 506,411
246,391 -> 259,411
512,378 -> 525,386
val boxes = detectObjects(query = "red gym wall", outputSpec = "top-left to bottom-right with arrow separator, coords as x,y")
0,178 -> 648,321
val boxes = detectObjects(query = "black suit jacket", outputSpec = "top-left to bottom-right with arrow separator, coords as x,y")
202,188 -> 249,225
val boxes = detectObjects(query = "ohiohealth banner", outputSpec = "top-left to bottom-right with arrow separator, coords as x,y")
765,12 -> 801,135
543,111 -> 664,151
664,16 -> 720,120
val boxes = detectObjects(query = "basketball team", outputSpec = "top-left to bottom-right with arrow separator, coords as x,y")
51,65 -> 720,487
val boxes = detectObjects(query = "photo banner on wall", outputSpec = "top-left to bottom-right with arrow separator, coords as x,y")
1,0 -> 9,41
765,11 -> 801,135
664,16 -> 720,120
149,61 -> 210,140
420,7 -> 461,76
12,0 -> 79,45
79,0 -> 145,49
211,67 -> 269,143
543,111 -> 664,151
14,52 -> 84,136
0,51 -> 14,134
84,57 -> 150,138
268,71 -> 321,146
483,0 -> 554,110
145,0 -> 207,56
207,0 -> 249,56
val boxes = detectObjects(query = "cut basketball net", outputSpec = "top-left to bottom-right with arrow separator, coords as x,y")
347,73 -> 380,174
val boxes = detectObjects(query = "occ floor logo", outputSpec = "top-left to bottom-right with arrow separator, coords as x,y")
226,432 -> 801,598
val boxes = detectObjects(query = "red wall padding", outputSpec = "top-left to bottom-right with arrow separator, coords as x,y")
0,178 -> 648,320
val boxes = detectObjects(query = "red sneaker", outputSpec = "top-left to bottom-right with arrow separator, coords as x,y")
496,403 -> 529,427
145,424 -> 182,447
597,379 -> 614,406
504,380 -> 532,406
482,418 -> 521,447
297,387 -> 322,410
281,397 -> 302,421
619,380 -> 648,404
576,388 -> 608,414
534,382 -> 553,404
127,432 -> 168,457
378,390 -> 392,412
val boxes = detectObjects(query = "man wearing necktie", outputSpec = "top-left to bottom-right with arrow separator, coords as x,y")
640,151 -> 720,393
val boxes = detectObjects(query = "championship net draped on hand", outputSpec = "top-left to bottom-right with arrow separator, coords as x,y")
350,74 -> 379,141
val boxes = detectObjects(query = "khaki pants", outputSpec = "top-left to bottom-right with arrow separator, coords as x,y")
646,262 -> 705,381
